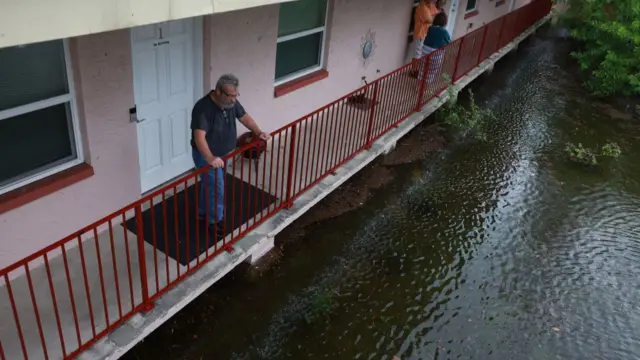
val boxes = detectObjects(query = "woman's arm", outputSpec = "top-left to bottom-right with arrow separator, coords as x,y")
417,6 -> 433,25
444,29 -> 452,44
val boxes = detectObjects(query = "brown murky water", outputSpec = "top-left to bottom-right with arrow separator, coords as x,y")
124,27 -> 640,360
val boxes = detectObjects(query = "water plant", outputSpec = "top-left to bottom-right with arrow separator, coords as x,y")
564,141 -> 622,166
564,142 -> 598,166
304,287 -> 339,324
600,141 -> 622,158
437,79 -> 495,141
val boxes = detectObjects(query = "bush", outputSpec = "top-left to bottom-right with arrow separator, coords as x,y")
438,83 -> 495,141
558,0 -> 640,97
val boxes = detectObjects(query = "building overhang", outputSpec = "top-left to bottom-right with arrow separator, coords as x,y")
0,0 -> 295,49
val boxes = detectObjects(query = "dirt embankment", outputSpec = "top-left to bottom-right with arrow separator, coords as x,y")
260,121 -> 445,262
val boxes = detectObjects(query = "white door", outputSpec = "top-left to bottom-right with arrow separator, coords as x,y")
131,18 -> 201,193
446,0 -> 460,38
508,0 -> 517,11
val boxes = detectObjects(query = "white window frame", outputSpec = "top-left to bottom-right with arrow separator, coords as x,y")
0,39 -> 84,196
274,1 -> 330,87
465,0 -> 478,13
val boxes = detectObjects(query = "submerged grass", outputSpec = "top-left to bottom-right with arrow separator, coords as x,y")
437,77 -> 497,141
304,287 -> 340,324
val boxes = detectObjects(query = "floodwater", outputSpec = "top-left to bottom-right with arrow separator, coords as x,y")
125,28 -> 640,360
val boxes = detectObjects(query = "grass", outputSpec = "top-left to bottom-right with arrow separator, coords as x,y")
437,79 -> 496,141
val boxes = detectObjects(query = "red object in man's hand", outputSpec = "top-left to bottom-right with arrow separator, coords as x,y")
236,132 -> 267,160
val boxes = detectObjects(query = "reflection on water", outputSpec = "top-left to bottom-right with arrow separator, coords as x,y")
127,30 -> 640,360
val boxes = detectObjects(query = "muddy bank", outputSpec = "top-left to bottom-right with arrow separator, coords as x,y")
271,122 -> 445,249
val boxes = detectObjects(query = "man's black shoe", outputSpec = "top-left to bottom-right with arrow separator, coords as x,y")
198,215 -> 226,240
210,220 -> 226,240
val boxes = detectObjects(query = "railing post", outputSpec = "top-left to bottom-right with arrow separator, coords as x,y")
497,16 -> 508,50
364,82 -> 380,149
415,56 -> 429,112
475,23 -> 490,67
135,204 -> 154,312
284,123 -> 297,208
452,36 -> 465,83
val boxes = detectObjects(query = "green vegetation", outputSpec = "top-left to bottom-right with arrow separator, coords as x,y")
564,141 -> 622,166
600,141 -> 622,158
304,287 -> 339,324
437,82 -> 496,141
557,0 -> 640,97
564,142 -> 598,166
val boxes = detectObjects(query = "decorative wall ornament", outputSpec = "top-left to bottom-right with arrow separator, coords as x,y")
360,29 -> 377,67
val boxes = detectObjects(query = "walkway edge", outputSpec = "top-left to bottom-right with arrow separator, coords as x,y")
84,14 -> 551,360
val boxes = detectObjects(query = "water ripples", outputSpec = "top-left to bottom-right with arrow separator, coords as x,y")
224,33 -> 640,360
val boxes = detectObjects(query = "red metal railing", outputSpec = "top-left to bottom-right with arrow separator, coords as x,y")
0,1 -> 551,359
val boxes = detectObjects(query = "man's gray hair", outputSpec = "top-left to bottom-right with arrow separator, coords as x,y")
216,74 -> 239,90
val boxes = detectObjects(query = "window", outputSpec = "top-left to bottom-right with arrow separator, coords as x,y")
466,0 -> 478,12
275,0 -> 328,84
0,39 -> 82,195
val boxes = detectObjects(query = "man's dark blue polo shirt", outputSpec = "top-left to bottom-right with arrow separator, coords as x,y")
190,92 -> 246,157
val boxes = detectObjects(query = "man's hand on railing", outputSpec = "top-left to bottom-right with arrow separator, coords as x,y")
258,131 -> 271,141
209,157 -> 225,168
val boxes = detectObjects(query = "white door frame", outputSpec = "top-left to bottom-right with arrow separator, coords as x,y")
130,16 -> 204,194
446,0 -> 460,38
192,17 -> 205,113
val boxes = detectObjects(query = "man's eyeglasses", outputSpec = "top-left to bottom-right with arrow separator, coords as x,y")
220,88 -> 239,98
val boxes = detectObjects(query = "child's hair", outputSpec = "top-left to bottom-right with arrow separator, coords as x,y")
433,12 -> 448,27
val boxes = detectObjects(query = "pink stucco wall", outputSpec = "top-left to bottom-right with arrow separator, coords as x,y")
514,0 -> 532,10
205,0 -> 414,132
0,30 -> 140,269
450,0 -> 512,39
0,0 -> 414,269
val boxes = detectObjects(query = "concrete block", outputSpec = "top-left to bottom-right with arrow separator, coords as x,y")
246,236 -> 275,264
382,141 -> 397,155
483,63 -> 495,76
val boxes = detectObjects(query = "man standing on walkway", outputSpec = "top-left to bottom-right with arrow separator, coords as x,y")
191,74 -> 270,238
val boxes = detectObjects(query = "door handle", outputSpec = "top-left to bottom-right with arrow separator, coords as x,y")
129,106 -> 146,123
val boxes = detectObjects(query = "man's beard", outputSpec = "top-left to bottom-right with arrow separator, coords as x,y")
221,101 -> 235,109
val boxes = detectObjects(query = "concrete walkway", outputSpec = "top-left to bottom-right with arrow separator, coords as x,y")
0,15 -> 549,360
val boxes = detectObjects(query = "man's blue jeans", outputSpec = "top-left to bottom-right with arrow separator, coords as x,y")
192,148 -> 225,225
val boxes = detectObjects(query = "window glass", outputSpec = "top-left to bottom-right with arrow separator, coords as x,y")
0,103 -> 76,186
0,40 -> 69,111
278,0 -> 328,37
466,0 -> 478,11
275,32 -> 323,80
